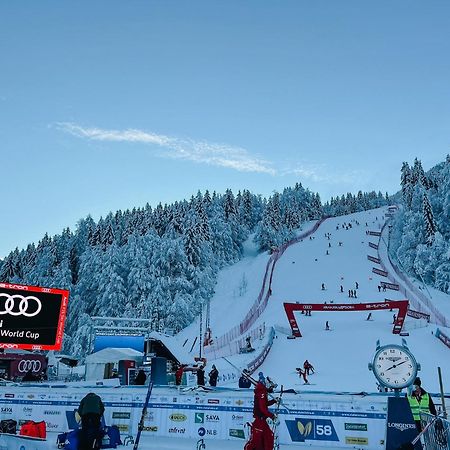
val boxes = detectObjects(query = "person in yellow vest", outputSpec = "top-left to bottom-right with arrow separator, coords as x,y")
407,377 -> 437,432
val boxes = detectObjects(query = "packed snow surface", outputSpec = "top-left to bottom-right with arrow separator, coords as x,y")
178,207 -> 450,393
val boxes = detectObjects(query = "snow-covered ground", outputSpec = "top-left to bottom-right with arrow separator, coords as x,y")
2,207 -> 449,450
178,207 -> 450,394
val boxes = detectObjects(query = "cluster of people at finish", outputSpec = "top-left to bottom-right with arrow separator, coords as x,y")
175,363 -> 219,387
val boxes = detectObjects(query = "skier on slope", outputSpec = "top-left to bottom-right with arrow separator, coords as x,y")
244,374 -> 279,450
303,360 -> 314,375
296,367 -> 309,384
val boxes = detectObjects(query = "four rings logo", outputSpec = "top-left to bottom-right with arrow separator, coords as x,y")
0,294 -> 42,317
18,360 -> 42,373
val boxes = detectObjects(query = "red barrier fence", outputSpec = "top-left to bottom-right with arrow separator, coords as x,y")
205,217 -> 328,355
377,222 -> 450,328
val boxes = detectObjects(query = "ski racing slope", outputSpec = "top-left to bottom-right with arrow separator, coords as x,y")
178,207 -> 450,393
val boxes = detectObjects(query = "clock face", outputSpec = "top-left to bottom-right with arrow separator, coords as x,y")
372,345 -> 417,389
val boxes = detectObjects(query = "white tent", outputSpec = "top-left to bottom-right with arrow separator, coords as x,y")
85,347 -> 143,381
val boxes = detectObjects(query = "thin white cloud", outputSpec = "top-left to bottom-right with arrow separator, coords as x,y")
55,122 -> 276,175
283,163 -> 367,185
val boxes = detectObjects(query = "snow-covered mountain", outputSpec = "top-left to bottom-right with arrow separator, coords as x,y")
177,207 -> 450,394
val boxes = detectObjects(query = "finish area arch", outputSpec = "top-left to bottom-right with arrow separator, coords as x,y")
283,300 -> 409,337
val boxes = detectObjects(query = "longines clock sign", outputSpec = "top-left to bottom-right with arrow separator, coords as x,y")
0,283 -> 69,350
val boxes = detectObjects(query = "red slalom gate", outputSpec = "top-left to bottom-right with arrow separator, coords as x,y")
283,300 -> 409,337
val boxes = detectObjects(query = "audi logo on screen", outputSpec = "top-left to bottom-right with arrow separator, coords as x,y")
18,360 -> 42,373
0,294 -> 42,317
0,283 -> 69,351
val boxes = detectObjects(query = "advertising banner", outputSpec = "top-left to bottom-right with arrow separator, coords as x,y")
93,335 -> 145,353
368,231 -> 381,237
385,396 -> 421,450
0,283 -> 69,351
381,282 -> 400,291
0,386 -> 388,449
436,328 -> 450,349
369,242 -> 379,250
406,309 -> 430,321
367,255 -> 381,264
372,268 -> 388,277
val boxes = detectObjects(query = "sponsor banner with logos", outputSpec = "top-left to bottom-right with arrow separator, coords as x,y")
0,386 -> 388,448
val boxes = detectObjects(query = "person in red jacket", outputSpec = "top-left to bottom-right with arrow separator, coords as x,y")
175,364 -> 185,386
244,378 -> 278,450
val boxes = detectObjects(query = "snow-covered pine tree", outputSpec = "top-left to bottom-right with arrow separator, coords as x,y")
423,191 -> 437,245
401,162 -> 413,209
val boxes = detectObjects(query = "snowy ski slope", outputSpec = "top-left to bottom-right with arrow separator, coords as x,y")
178,207 -> 450,393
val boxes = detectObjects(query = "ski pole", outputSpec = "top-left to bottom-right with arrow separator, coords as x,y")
272,385 -> 283,450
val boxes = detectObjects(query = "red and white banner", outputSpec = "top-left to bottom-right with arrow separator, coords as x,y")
406,309 -> 430,322
372,268 -> 388,277
436,328 -> 450,349
367,255 -> 381,264
380,281 -> 399,291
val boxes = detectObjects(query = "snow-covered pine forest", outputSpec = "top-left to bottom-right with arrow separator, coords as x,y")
1,183 -> 392,358
389,156 -> 450,295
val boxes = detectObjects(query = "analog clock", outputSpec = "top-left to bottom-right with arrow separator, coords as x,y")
369,343 -> 419,390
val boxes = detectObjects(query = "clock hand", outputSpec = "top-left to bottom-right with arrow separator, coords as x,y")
385,360 -> 407,371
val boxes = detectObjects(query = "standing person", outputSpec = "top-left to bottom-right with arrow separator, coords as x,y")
77,392 -> 105,450
22,370 -> 38,382
244,378 -> 278,450
208,364 -> 219,387
407,377 -> 437,432
340,285 -> 344,293
239,370 -> 252,388
175,364 -> 184,386
196,365 -> 205,386
325,321 -> 330,331
134,369 -> 147,385
355,281 -> 359,289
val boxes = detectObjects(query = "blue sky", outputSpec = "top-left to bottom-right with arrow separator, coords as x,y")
1,1 -> 450,257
